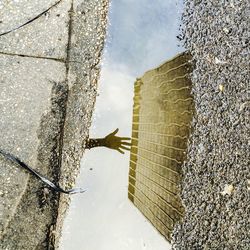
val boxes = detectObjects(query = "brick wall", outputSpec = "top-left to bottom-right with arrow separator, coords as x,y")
128,52 -> 193,242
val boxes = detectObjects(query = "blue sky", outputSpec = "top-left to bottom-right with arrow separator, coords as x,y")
106,0 -> 184,76
61,1 -> 184,249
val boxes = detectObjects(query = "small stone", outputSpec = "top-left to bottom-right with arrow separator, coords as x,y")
219,84 -> 224,92
239,101 -> 250,112
215,57 -> 227,64
223,27 -> 229,34
221,184 -> 234,196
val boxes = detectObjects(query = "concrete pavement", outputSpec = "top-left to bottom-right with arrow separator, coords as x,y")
0,1 -> 109,249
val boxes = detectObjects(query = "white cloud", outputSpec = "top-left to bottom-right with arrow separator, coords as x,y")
97,66 -> 134,113
107,0 -> 184,75
89,63 -> 134,138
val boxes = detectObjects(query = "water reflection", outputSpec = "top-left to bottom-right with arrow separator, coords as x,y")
61,1 -> 184,249
128,52 -> 193,242
85,128 -> 131,154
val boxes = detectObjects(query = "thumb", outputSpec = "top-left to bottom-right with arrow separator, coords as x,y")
111,128 -> 119,136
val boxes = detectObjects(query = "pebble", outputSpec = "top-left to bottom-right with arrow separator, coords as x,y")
221,184 -> 234,196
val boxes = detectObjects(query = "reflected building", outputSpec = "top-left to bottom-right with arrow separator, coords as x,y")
128,52 -> 194,242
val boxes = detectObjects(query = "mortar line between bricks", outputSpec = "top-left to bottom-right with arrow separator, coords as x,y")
0,51 -> 65,63
0,0 -> 63,37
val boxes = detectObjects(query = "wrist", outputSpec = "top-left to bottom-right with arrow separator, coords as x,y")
86,138 -> 106,149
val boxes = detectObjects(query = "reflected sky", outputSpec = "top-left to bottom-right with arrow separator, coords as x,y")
60,1 -> 184,249
107,0 -> 184,76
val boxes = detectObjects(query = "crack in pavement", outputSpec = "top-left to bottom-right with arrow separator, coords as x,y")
0,0 -> 63,37
0,52 -> 85,65
0,51 -> 65,62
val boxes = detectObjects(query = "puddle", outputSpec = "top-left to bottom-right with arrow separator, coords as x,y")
60,1 -> 184,249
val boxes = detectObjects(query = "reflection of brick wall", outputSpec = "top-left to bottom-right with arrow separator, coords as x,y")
128,52 -> 193,242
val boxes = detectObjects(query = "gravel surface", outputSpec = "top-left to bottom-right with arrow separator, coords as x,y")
172,1 -> 249,249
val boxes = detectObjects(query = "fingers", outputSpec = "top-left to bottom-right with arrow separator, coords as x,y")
120,145 -> 131,151
121,141 -> 132,146
111,128 -> 119,136
120,137 -> 131,140
117,148 -> 125,154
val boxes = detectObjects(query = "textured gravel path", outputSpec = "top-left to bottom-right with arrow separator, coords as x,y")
172,1 -> 249,249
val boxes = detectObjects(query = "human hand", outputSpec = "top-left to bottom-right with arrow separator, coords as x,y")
104,128 -> 131,154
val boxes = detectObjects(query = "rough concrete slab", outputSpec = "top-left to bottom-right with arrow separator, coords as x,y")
0,55 -> 66,156
0,0 -> 60,35
0,0 -> 70,59
0,54 -> 67,249
0,0 -> 109,249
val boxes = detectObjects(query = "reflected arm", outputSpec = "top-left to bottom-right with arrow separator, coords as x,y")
85,128 -> 131,154
85,138 -> 106,149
